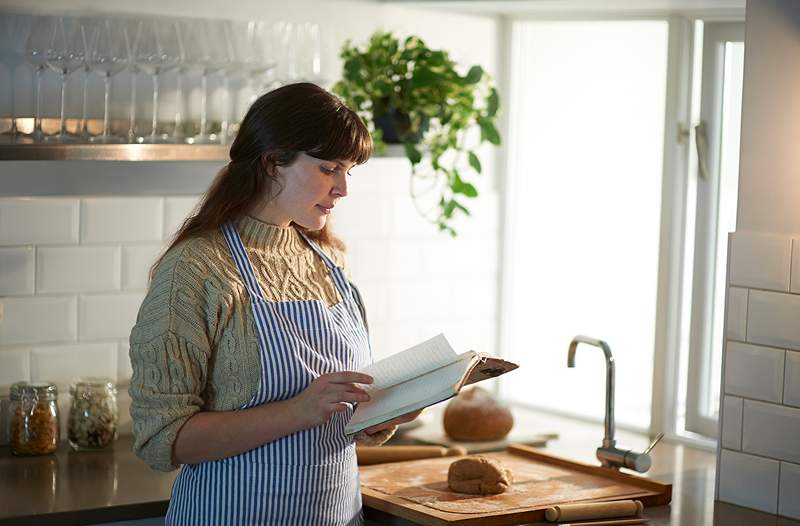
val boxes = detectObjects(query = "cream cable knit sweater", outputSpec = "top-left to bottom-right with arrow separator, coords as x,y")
129,215 -> 393,472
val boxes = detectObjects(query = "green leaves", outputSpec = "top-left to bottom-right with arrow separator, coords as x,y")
333,30 -> 502,236
478,117 -> 501,145
464,65 -> 483,85
404,142 -> 422,165
468,151 -> 482,174
487,87 -> 500,118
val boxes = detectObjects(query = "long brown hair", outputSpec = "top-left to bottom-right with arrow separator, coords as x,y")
151,82 -> 373,277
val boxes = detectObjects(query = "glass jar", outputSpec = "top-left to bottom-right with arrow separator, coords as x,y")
9,381 -> 60,456
68,377 -> 118,451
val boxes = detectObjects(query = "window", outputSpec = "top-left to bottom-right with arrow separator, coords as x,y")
500,20 -> 669,431
500,17 -> 744,443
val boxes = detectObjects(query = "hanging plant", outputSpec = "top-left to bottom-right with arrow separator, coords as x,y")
333,31 -> 501,236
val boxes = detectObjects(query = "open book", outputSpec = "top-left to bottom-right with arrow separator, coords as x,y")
345,334 -> 518,435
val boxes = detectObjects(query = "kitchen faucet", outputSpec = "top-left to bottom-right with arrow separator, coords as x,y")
567,335 -> 662,472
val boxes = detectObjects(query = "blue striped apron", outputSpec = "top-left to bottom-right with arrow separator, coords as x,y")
165,222 -> 371,525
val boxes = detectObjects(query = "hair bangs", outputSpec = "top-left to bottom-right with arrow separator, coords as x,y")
306,105 -> 373,166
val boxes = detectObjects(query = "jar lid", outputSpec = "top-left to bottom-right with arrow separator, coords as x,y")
10,381 -> 58,400
70,377 -> 115,392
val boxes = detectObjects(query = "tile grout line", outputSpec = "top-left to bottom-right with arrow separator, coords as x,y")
782,350 -> 787,405
725,390 -> 799,409
728,336 -> 799,354
722,445 -> 800,468
732,283 -> 800,297
744,288 -> 749,343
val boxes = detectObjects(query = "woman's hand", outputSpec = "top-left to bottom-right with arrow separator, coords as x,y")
363,409 -> 424,435
292,371 -> 373,429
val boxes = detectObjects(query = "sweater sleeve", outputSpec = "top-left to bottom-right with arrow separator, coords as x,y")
128,241 -> 213,472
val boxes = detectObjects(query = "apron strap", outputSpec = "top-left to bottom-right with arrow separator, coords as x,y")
296,229 -> 339,270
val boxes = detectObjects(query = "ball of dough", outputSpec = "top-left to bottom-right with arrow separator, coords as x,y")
447,456 -> 514,495
443,387 -> 514,441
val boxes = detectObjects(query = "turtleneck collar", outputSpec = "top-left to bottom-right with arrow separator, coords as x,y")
237,215 -> 308,255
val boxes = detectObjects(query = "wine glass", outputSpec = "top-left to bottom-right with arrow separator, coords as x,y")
24,16 -> 53,142
230,20 -> 279,106
297,23 -> 324,85
132,18 -> 181,143
77,17 -> 97,141
1,14 -> 33,141
44,16 -> 86,143
183,18 -> 229,144
121,17 -> 140,143
87,17 -> 128,143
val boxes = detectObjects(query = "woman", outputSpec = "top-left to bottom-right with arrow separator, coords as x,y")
129,82 -> 419,525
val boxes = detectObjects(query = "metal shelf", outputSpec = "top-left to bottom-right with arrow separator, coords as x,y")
0,143 -> 230,161
0,118 -> 231,161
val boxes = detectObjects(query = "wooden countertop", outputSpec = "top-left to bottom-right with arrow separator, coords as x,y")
1,407 -> 798,525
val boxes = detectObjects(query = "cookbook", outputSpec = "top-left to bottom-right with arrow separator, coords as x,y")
345,333 -> 518,435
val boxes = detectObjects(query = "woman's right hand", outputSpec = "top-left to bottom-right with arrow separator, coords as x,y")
292,371 -> 373,429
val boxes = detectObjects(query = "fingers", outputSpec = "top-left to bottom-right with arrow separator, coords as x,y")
325,390 -> 369,404
325,371 -> 374,385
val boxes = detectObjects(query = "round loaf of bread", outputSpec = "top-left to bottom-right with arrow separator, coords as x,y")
443,387 -> 514,441
447,456 -> 514,495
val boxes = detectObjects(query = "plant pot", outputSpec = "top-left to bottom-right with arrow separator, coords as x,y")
373,107 -> 429,144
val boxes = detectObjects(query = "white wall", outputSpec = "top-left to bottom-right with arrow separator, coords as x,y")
716,0 -> 800,519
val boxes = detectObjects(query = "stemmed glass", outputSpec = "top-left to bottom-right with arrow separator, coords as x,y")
183,19 -> 229,144
87,17 -> 128,143
121,18 -> 140,143
132,18 -> 181,143
228,20 -> 278,107
44,16 -> 86,143
24,16 -> 53,142
2,14 -> 33,141
77,18 -> 95,140
297,23 -> 324,85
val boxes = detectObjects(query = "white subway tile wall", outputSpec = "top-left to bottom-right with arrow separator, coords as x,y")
729,231 -> 792,291
726,287 -> 748,341
0,246 -> 34,295
0,198 -> 79,245
786,351 -> 800,408
741,399 -> 800,464
37,246 -> 122,293
718,448 -> 780,514
779,461 -> 800,520
0,196 -> 199,446
0,159 -> 502,445
723,342 -> 784,403
719,231 -> 800,518
721,395 -> 743,450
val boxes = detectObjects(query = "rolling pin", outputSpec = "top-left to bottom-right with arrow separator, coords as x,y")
356,445 -> 466,465
545,499 -> 644,522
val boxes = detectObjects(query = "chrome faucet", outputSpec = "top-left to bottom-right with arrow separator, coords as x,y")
567,335 -> 662,472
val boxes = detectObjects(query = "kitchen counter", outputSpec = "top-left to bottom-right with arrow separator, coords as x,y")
1,407 -> 799,525
0,436 -> 177,525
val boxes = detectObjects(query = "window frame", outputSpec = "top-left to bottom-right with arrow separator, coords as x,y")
684,21 -> 745,438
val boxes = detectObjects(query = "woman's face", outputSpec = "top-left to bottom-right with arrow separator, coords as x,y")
260,152 -> 355,230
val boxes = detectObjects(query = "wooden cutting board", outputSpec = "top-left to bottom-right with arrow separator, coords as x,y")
360,444 -> 671,526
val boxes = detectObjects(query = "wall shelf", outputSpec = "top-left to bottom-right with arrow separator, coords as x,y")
0,144 -> 230,162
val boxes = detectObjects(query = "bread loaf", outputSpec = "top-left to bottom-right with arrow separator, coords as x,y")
443,386 -> 513,441
447,456 -> 514,495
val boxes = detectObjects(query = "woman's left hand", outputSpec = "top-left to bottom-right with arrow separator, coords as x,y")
363,409 -> 424,435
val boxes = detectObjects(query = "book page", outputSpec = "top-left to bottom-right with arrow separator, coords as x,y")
359,334 -> 461,392
346,354 -> 474,433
